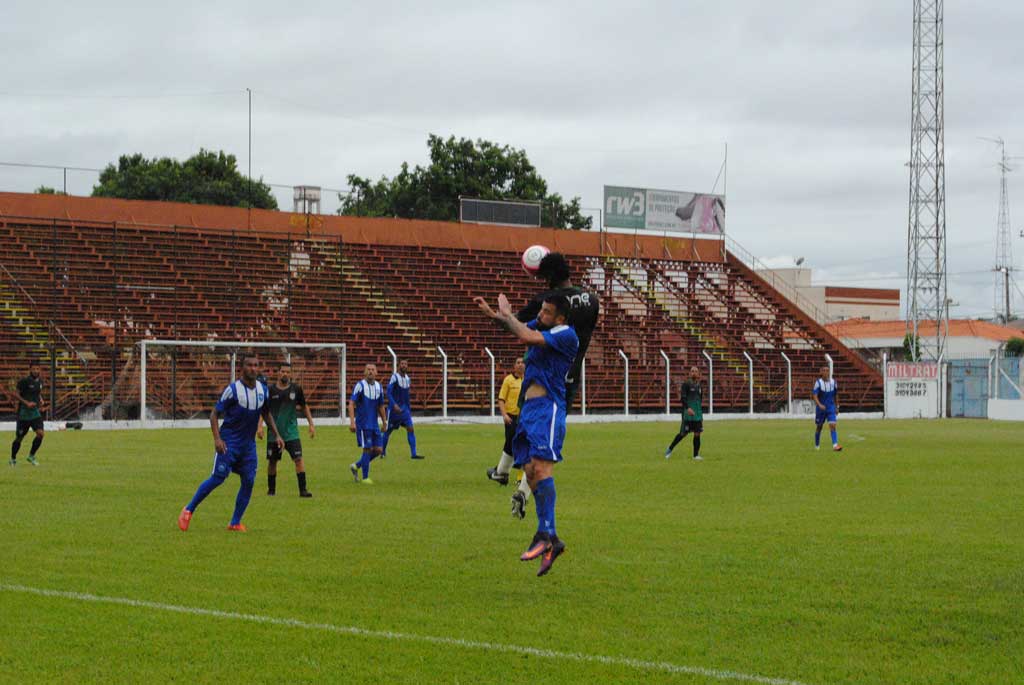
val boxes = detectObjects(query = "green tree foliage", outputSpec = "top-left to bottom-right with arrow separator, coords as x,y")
1005,337 -> 1024,357
92,149 -> 277,209
339,135 -> 591,229
902,333 -> 921,361
35,186 -> 65,195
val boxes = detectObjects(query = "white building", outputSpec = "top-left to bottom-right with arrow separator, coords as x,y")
757,267 -> 899,322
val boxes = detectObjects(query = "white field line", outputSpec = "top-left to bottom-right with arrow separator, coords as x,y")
0,583 -> 815,685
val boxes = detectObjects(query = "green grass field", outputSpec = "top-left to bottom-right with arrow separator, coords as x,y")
1,419 -> 1022,684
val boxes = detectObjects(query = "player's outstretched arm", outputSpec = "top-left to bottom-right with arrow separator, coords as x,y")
261,403 -> 285,450
302,403 -> 315,438
210,408 -> 227,454
475,295 -> 546,346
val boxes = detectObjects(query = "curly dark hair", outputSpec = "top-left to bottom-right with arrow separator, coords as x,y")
536,252 -> 570,286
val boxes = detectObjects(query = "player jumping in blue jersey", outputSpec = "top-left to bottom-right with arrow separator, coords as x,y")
813,365 -> 842,452
178,353 -> 284,532
476,292 -> 579,577
348,363 -> 388,484
382,359 -> 425,460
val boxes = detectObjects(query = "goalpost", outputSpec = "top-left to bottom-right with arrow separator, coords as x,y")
138,339 -> 347,427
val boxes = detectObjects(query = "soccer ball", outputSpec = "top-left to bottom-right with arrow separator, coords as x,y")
521,245 -> 550,275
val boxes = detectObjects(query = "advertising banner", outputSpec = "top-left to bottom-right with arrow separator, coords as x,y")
604,185 -> 724,234
885,362 -> 940,418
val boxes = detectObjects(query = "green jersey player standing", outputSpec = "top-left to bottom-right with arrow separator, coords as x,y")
258,361 -> 314,497
665,366 -> 704,461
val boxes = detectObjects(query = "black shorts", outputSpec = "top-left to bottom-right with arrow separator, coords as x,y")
679,418 -> 703,435
16,417 -> 44,436
267,439 -> 303,461
503,415 -> 519,455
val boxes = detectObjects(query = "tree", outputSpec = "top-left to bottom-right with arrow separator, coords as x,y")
902,333 -> 921,361
35,186 -> 66,195
92,149 -> 277,209
1005,337 -> 1024,357
339,135 -> 591,229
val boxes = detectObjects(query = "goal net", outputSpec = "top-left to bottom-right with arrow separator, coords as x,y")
139,340 -> 347,424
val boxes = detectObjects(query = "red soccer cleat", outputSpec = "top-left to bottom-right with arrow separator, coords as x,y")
177,508 -> 192,532
227,524 -> 248,532
833,444 -> 843,452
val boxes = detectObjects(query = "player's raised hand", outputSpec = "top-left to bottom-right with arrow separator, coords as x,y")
497,293 -> 513,317
474,296 -> 497,319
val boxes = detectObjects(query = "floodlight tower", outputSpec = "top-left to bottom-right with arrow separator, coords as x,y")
980,137 -> 1018,323
906,0 -> 947,361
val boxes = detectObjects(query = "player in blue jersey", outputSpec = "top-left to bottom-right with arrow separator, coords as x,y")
382,359 -> 425,460
348,363 -> 388,484
812,365 -> 842,452
178,353 -> 284,532
476,292 -> 579,577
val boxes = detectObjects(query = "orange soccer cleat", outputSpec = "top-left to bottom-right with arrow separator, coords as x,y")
227,524 -> 248,532
177,508 -> 193,532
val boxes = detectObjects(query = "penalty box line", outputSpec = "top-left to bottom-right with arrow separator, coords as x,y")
1,583 -> 814,685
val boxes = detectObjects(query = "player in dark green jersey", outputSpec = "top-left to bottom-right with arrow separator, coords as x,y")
665,366 -> 704,461
257,361 -> 314,497
11,360 -> 46,466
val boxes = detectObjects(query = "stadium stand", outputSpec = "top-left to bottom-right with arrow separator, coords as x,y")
0,192 -> 882,420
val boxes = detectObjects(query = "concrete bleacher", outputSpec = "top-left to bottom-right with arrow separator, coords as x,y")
0,192 -> 883,420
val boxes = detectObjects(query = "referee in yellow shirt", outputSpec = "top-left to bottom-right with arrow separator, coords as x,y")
486,358 -> 531,518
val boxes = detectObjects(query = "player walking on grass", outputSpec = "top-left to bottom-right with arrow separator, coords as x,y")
476,293 -> 578,577
348,363 -> 387,484
813,365 -> 842,452
382,359 -> 425,460
665,366 -> 704,460
178,354 -> 284,532
257,361 -> 314,498
10,360 -> 45,466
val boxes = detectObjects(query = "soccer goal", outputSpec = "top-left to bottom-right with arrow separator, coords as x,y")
138,339 -> 347,426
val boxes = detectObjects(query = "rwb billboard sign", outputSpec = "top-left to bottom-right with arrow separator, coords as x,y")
604,185 -> 725,234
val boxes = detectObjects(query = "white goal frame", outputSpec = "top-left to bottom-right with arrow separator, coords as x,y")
139,339 -> 347,428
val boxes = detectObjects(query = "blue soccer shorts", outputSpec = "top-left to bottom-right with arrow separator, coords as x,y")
387,408 -> 413,430
212,441 -> 258,481
356,428 -> 384,449
815,407 -> 838,425
512,396 -> 566,468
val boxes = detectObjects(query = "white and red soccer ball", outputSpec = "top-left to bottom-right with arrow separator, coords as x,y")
521,245 -> 550,275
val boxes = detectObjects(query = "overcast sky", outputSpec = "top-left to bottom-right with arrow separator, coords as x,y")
2,1 -> 1023,319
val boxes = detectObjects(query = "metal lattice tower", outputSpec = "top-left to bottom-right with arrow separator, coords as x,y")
906,0 -> 947,361
982,138 -> 1015,322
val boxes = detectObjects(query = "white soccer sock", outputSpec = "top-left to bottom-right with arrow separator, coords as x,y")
517,474 -> 531,502
496,451 -> 514,475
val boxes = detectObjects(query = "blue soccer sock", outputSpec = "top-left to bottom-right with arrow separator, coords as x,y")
408,431 -> 417,456
533,477 -> 557,537
230,474 -> 254,525
830,428 -> 838,446
186,472 -> 226,512
814,428 -> 822,447
360,450 -> 373,479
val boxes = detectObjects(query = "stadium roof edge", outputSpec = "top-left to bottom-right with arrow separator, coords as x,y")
0,191 -> 724,262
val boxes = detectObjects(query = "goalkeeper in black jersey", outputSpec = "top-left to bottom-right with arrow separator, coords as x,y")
665,366 -> 704,461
